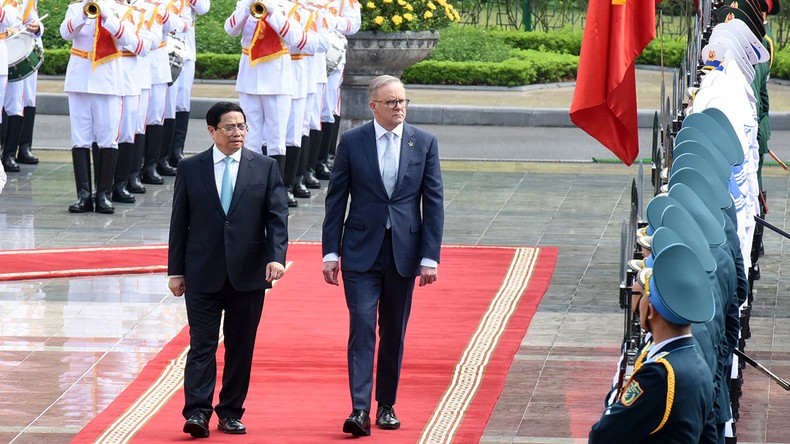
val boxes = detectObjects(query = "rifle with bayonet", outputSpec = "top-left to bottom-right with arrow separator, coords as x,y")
616,181 -> 645,396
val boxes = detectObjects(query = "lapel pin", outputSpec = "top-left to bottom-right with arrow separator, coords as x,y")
408,141 -> 414,147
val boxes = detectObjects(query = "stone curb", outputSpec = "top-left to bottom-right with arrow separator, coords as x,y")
35,93 -> 790,129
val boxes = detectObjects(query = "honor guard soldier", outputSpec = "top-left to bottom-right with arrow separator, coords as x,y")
311,0 -> 359,181
284,2 -> 330,207
113,0 -> 156,204
1,0 -> 41,172
60,0 -> 149,214
590,244 -> 718,443
140,0 -> 187,185
224,0 -> 307,184
160,0 -> 210,170
0,0 -> 22,173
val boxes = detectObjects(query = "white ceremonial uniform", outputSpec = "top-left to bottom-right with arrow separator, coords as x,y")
119,4 -> 155,144
225,0 -> 307,156
4,0 -> 40,117
286,4 -> 330,147
144,0 -> 187,126
164,0 -> 210,117
60,0 -> 145,148
320,0 -> 359,122
0,2 -> 21,124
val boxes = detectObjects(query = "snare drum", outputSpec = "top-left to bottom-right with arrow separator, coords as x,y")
325,31 -> 347,76
7,33 -> 44,82
166,34 -> 187,86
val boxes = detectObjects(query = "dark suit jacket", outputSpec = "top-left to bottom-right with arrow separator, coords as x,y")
322,121 -> 444,276
168,147 -> 289,293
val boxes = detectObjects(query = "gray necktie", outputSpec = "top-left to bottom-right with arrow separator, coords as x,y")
382,132 -> 398,197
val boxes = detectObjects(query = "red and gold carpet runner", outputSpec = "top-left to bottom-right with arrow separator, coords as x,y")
5,243 -> 556,443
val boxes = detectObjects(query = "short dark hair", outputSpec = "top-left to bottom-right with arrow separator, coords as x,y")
206,102 -> 245,128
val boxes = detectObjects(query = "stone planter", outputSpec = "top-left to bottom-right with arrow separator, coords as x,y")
340,31 -> 440,123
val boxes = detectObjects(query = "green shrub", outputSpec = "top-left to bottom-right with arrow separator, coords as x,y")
39,48 -> 69,76
491,28 -> 583,55
771,48 -> 790,79
402,60 -> 537,86
508,49 -> 579,82
429,25 -> 514,62
637,38 -> 685,68
195,53 -> 241,80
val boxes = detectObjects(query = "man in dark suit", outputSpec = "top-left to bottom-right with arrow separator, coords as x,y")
167,101 -> 289,438
321,75 -> 444,437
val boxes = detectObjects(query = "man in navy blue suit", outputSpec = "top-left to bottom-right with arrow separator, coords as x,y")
168,101 -> 289,438
322,75 -> 444,437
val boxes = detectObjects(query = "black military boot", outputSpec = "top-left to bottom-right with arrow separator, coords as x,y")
68,148 -> 93,213
95,148 -> 117,214
16,107 -> 38,164
157,117 -> 177,176
270,153 -> 296,207
312,127 -> 329,180
142,124 -> 164,184
286,145 -> 309,198
128,133 -> 147,193
2,114 -> 24,172
327,114 -> 341,168
170,111 -> 190,166
300,135 -> 320,189
113,142 -> 136,203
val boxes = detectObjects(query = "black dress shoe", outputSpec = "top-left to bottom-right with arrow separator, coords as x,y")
376,405 -> 400,430
287,190 -> 298,207
293,182 -> 311,198
156,161 -> 177,176
2,156 -> 20,172
343,409 -> 371,436
183,412 -> 210,438
315,162 -> 331,180
304,170 -> 321,189
218,417 -> 246,434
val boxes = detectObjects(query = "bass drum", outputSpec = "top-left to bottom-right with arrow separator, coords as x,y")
7,33 -> 44,82
166,34 -> 187,86
325,31 -> 347,76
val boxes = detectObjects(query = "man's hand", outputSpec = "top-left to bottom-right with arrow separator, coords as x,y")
26,20 -> 40,34
169,277 -> 186,297
266,262 -> 285,283
419,265 -> 438,287
323,260 -> 339,286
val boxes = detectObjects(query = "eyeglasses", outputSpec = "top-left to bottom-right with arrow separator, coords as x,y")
216,124 -> 249,134
373,99 -> 410,109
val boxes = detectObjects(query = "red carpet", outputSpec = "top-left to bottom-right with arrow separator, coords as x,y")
67,243 -> 557,444
0,245 -> 167,281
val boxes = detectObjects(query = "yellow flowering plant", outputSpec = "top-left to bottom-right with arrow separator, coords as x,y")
361,0 -> 461,32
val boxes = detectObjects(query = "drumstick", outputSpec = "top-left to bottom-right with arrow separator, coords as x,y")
38,14 -> 49,21
768,149 -> 789,171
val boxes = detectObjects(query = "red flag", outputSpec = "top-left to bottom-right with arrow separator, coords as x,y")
570,0 -> 658,166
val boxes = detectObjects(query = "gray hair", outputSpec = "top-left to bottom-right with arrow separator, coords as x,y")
368,75 -> 404,101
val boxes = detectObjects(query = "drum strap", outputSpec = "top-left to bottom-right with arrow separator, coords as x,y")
22,0 -> 36,23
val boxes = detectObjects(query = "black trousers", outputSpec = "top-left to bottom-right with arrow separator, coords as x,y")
342,230 -> 416,412
182,278 -> 265,420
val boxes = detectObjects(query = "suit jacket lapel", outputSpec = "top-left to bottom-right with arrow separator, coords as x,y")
361,122 -> 387,196
396,123 -> 416,192
227,148 -> 255,216
198,148 -> 225,215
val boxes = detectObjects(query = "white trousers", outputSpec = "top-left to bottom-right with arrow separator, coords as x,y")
146,83 -> 168,125
67,92 -> 121,148
239,92 -> 290,156
119,94 -> 140,144
286,97 -> 306,147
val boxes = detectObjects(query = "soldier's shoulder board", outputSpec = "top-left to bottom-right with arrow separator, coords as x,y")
620,380 -> 644,407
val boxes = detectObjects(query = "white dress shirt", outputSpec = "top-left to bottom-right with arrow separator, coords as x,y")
213,145 -> 241,197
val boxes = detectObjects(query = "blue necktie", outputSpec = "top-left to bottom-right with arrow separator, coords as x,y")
382,132 -> 398,197
220,157 -> 234,214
